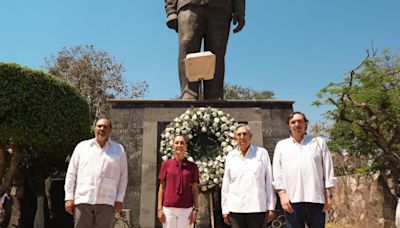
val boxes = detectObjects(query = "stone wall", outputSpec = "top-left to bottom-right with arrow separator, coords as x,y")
328,172 -> 397,228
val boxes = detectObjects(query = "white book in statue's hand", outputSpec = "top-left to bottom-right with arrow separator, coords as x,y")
185,51 -> 216,82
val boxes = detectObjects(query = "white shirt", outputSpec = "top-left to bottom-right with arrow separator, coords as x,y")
221,144 -> 276,214
64,138 -> 128,206
272,135 -> 337,204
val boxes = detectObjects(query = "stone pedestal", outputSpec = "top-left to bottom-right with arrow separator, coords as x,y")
109,99 -> 293,228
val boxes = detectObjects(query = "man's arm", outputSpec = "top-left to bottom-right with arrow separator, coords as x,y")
320,138 -> 337,188
64,143 -> 81,214
272,142 -> 294,214
319,137 -> 337,212
116,147 -> 128,204
221,155 -> 231,225
264,149 -> 276,211
264,149 -> 277,221
232,0 -> 245,33
164,0 -> 178,32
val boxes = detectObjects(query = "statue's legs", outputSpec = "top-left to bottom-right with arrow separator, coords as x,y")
178,6 -> 205,99
203,8 -> 231,100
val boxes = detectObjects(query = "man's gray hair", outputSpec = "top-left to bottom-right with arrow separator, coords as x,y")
234,123 -> 251,134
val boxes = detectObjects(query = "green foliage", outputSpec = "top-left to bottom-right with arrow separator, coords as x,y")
0,63 -> 91,161
314,51 -> 400,175
224,83 -> 274,100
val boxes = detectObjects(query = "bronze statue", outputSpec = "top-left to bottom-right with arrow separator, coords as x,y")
164,0 -> 246,100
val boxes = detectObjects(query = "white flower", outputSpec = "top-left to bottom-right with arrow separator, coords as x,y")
188,156 -> 194,162
213,178 -> 219,184
201,174 -> 209,182
185,110 -> 191,115
201,126 -> 207,132
221,141 -> 228,147
217,111 -> 223,116
192,114 -> 197,120
226,145 -> 233,152
162,156 -> 168,161
188,134 -> 193,139
215,132 -> 221,137
219,168 -> 224,174
214,117 -> 220,123
221,116 -> 228,122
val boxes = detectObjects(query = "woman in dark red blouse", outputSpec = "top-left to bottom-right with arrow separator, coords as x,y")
157,135 -> 200,228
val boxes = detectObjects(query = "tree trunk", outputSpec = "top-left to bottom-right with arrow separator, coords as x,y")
34,196 -> 45,228
0,144 -> 24,195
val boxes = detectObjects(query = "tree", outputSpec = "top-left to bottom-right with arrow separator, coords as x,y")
0,63 -> 91,227
313,49 -> 400,197
45,45 -> 148,125
224,83 -> 274,100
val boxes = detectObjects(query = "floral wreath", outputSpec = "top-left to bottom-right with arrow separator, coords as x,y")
159,107 -> 238,192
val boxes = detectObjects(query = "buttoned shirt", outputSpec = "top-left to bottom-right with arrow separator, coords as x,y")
272,135 -> 337,204
64,138 -> 128,206
221,144 -> 276,214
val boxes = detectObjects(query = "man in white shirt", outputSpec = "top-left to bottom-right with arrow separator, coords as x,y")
221,124 -> 276,228
64,118 -> 128,228
273,112 -> 336,228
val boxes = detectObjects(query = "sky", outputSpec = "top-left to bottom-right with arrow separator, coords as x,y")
1,0 -> 400,125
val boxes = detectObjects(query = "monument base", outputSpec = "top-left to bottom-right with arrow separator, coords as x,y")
110,99 -> 293,228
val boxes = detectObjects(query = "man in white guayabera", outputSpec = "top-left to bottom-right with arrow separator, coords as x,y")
221,124 -> 276,228
65,118 -> 128,228
273,112 -> 337,228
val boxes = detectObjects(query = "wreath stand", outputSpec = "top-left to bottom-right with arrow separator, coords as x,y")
196,192 -> 215,228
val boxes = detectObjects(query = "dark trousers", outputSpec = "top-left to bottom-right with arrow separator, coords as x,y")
74,204 -> 114,228
229,212 -> 265,228
178,5 -> 231,100
284,203 -> 325,228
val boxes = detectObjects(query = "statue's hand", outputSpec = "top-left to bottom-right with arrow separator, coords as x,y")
166,14 -> 178,33
232,14 -> 245,33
